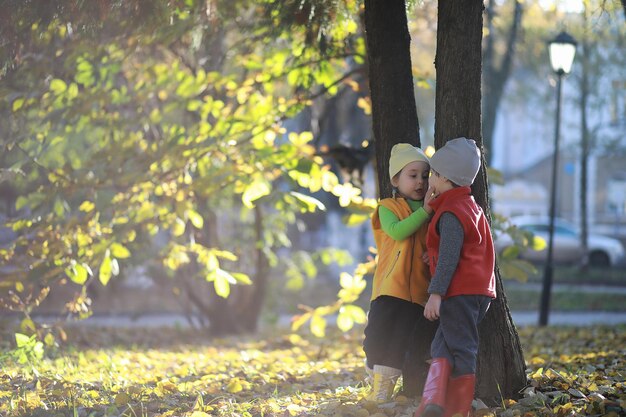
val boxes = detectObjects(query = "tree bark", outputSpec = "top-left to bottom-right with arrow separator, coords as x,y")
364,0 -> 421,198
435,0 -> 527,404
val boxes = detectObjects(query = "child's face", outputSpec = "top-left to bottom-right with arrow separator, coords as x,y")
428,169 -> 450,197
392,161 -> 430,200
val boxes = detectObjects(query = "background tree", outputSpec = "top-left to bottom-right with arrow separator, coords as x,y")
572,1 -> 626,268
0,0 -> 369,337
434,0 -> 527,402
482,0 -> 524,165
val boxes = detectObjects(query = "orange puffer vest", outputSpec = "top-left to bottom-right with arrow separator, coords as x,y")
370,198 -> 431,305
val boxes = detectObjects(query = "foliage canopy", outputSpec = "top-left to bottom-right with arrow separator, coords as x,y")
1,0 -> 374,339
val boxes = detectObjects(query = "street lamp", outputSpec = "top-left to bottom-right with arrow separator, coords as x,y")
539,31 -> 577,326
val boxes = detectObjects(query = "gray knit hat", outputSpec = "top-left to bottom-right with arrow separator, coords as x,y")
429,137 -> 481,186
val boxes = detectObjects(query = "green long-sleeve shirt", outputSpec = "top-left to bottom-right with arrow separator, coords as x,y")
378,199 -> 430,241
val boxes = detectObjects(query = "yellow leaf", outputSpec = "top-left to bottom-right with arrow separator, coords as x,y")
172,217 -> 186,236
189,412 -> 211,417
99,254 -> 112,286
110,243 -> 131,259
291,312 -> 311,331
12,98 -> 24,112
242,175 -> 271,208
44,333 -> 55,347
114,392 -> 131,406
20,318 -> 36,333
79,200 -> 95,212
226,379 -> 243,393
310,314 -> 327,338
185,209 -> 204,229
213,273 -> 230,298
50,78 -> 67,94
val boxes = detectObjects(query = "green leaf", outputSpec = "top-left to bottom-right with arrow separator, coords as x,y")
66,263 -> 89,284
502,245 -> 520,260
242,176 -> 271,208
15,333 -> 30,348
12,98 -> 24,112
50,79 -> 67,94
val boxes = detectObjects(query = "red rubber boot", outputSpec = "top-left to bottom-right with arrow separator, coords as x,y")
414,358 -> 451,417
444,374 -> 475,417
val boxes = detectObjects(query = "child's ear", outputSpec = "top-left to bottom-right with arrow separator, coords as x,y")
391,176 -> 399,187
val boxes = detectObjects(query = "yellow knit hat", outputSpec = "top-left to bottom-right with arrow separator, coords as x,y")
388,143 -> 429,180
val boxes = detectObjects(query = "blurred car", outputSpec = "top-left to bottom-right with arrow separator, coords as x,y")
495,216 -> 625,268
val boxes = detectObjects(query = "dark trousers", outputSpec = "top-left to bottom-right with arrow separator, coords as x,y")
431,295 -> 491,377
363,295 -> 439,396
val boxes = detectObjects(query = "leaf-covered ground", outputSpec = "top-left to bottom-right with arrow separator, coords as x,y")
0,324 -> 624,417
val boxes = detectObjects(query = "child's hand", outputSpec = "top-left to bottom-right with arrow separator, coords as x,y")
424,294 -> 441,321
424,187 -> 438,214
422,252 -> 429,265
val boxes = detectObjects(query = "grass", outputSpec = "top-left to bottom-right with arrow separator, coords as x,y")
523,265 -> 626,286
504,289 -> 626,311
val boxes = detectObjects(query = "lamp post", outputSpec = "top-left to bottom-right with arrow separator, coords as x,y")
539,31 -> 577,326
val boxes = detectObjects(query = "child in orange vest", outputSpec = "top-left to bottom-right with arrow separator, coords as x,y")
415,138 -> 496,417
364,143 -> 439,403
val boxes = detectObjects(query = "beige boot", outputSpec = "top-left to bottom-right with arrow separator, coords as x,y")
367,365 -> 401,403
365,360 -> 374,384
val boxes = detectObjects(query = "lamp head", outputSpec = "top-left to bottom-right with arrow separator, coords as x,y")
549,31 -> 577,75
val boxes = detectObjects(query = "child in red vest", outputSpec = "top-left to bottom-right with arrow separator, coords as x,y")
364,143 -> 438,403
414,138 -> 496,417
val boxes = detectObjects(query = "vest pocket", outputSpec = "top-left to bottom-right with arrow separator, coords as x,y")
384,250 -> 401,280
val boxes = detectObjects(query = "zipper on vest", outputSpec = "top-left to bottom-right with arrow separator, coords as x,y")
384,250 -> 401,281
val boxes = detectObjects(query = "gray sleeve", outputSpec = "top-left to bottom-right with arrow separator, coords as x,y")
428,212 -> 464,295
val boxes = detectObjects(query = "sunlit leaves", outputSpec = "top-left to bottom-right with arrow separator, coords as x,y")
242,175 -> 272,208
289,191 -> 326,212
12,97 -> 24,111
65,262 -> 90,285
49,79 -> 67,94
99,253 -> 113,286
2,0 -> 370,338
185,209 -> 204,229
79,201 -> 95,212
338,272 -> 367,303
1,324 -> 624,417
336,304 -> 366,332
310,314 -> 327,338
11,333 -> 44,365
110,243 -> 130,259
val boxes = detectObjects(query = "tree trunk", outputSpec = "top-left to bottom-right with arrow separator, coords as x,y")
364,0 -> 421,198
237,205 -> 270,332
579,10 -> 591,269
435,0 -> 527,404
482,0 -> 523,165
